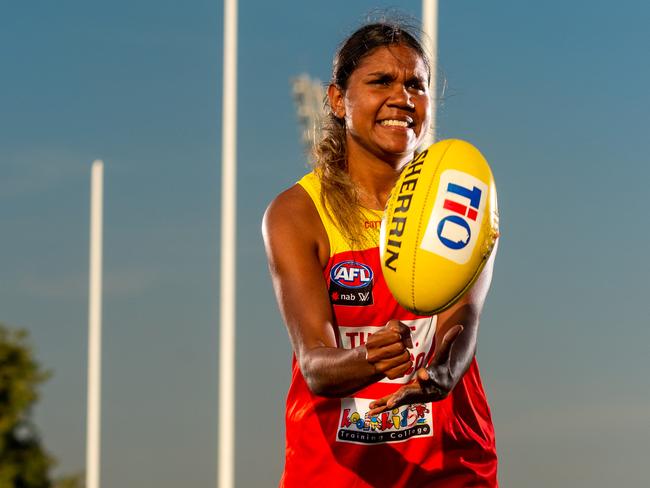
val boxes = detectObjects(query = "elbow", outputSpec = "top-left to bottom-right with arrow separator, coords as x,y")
299,355 -> 340,398
304,376 -> 334,397
301,365 -> 334,398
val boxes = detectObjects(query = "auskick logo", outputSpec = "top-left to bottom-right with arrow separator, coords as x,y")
329,261 -> 374,306
336,397 -> 433,445
421,170 -> 488,264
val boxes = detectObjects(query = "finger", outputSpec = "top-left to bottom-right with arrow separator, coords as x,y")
365,342 -> 407,363
399,323 -> 414,349
368,403 -> 388,416
386,386 -> 417,409
431,324 -> 464,365
369,391 -> 403,414
368,398 -> 381,409
416,367 -> 430,383
385,392 -> 402,409
368,396 -> 389,413
366,329 -> 404,348
378,350 -> 411,369
383,359 -> 413,380
388,321 -> 414,349
373,350 -> 411,374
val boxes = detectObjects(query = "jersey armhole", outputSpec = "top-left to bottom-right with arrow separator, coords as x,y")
294,181 -> 333,265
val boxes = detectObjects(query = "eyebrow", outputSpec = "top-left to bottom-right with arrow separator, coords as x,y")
365,70 -> 426,80
365,71 -> 394,77
364,72 -> 427,88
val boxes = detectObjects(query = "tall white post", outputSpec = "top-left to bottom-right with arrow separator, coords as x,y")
422,0 -> 439,147
86,160 -> 104,488
218,0 -> 238,487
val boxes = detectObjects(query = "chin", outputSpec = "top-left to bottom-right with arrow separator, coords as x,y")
381,138 -> 419,156
381,145 -> 417,161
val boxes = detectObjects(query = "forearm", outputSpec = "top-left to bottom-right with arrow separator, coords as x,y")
440,326 -> 477,389
300,345 -> 383,398
425,304 -> 480,400
429,241 -> 497,397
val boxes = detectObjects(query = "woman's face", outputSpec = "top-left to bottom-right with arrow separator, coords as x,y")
330,44 -> 431,165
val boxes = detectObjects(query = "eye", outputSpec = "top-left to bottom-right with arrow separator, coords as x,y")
369,75 -> 392,86
407,79 -> 426,92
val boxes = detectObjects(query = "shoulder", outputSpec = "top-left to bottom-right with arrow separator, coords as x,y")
262,183 -> 316,236
262,182 -> 330,267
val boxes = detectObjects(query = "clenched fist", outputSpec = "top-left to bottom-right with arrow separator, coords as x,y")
364,320 -> 413,380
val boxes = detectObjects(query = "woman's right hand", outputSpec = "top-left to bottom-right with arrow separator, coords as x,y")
364,320 -> 413,380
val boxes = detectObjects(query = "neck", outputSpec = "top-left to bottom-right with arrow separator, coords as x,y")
346,141 -> 413,210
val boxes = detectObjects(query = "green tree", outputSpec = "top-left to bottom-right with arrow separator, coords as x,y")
53,473 -> 84,488
0,323 -> 53,488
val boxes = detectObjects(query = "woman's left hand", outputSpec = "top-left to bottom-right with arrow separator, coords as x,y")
368,324 -> 463,415
369,238 -> 499,415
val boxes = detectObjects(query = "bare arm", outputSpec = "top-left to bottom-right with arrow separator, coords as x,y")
369,240 -> 499,413
262,185 -> 412,397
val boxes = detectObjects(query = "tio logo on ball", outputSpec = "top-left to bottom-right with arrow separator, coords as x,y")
421,170 -> 488,264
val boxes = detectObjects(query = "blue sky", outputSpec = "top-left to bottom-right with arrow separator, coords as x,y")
1,1 -> 649,486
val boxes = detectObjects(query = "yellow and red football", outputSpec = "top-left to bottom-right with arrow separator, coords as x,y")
380,139 -> 499,315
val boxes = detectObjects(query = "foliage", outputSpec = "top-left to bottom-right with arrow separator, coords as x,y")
53,474 -> 84,488
0,323 -> 53,488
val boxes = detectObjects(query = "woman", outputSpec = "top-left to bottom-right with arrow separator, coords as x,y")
263,22 -> 499,487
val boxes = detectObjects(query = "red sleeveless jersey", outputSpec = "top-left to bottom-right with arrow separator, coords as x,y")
280,173 -> 497,487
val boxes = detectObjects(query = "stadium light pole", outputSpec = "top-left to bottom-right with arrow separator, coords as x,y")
422,0 -> 438,147
86,160 -> 104,488
292,74 -> 326,153
218,0 -> 237,487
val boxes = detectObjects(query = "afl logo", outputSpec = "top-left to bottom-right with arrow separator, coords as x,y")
330,261 -> 373,289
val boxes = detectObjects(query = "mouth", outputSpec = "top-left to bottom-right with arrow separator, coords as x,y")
377,118 -> 415,129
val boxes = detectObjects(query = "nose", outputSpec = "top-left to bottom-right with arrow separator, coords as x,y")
388,84 -> 415,111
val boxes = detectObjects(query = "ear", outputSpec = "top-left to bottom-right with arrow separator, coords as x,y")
327,83 -> 345,119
